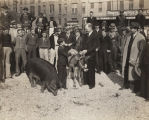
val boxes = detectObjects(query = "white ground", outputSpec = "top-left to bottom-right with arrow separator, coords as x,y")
0,72 -> 149,120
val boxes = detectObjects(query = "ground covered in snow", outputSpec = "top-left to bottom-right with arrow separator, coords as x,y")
0,72 -> 149,120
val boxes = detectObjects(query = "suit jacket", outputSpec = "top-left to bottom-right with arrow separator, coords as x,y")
135,14 -> 146,28
95,30 -> 102,49
116,15 -> 127,27
87,17 -> 96,25
122,32 -> 145,80
83,31 -> 98,59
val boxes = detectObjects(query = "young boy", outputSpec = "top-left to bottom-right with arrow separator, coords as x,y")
57,38 -> 68,89
13,29 -> 27,76
38,31 -> 50,62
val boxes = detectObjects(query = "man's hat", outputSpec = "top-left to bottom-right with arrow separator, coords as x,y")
57,37 -> 65,45
11,20 -> 16,25
130,22 -> 140,29
23,7 -> 28,11
109,23 -> 116,29
17,28 -> 24,33
94,21 -> 99,26
1,5 -> 8,9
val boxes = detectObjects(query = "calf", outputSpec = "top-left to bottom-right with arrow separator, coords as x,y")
25,58 -> 59,96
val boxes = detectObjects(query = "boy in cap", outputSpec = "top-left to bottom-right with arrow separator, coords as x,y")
57,38 -> 68,89
38,31 -> 50,62
13,29 -> 27,76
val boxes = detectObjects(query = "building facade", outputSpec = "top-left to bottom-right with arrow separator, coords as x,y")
1,0 -> 149,27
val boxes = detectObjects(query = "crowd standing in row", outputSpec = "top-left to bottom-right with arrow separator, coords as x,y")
0,6 -> 149,100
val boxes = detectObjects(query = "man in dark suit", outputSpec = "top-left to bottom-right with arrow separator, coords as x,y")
135,9 -> 146,29
64,28 -> 76,51
116,10 -> 127,27
94,21 -> 102,73
86,11 -> 96,26
80,23 -> 98,89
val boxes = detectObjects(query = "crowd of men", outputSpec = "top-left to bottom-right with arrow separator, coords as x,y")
0,5 -> 149,100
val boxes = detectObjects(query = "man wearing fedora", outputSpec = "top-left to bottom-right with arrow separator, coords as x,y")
122,22 -> 145,93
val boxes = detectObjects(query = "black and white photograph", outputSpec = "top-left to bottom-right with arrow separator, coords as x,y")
0,0 -> 149,120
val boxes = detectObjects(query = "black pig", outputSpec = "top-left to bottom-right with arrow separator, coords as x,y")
25,58 -> 59,96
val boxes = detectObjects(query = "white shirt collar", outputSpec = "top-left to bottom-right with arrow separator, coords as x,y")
89,31 -> 93,36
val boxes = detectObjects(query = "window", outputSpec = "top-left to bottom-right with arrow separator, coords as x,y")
82,2 -> 85,14
50,4 -> 54,13
30,0 -> 35,4
72,3 -> 77,14
98,2 -> 102,12
91,3 -> 94,9
107,1 -> 111,11
20,0 -> 22,5
59,4 -> 61,14
64,4 -> 67,14
139,0 -> 144,8
30,6 -> 35,15
38,6 -> 41,15
43,5 -> 46,13
129,0 -> 133,10
38,0 -> 41,3
120,0 -> 124,10
59,18 -> 61,25
24,0 -> 27,5
20,7 -> 22,13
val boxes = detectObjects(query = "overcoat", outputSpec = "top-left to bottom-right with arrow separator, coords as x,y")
122,32 -> 145,81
